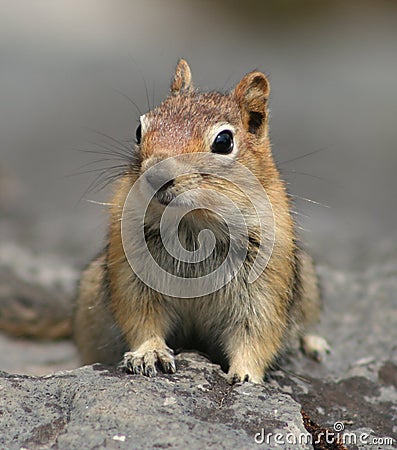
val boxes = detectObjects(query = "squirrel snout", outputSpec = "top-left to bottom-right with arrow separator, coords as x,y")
141,156 -> 204,208
145,168 -> 175,192
142,158 -> 178,207
142,156 -> 183,192
143,166 -> 177,206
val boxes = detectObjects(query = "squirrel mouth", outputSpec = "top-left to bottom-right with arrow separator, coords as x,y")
154,189 -> 176,206
153,188 -> 196,209
147,179 -> 195,208
153,179 -> 179,206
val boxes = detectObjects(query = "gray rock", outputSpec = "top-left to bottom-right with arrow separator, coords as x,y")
0,355 -> 313,450
0,243 -> 77,339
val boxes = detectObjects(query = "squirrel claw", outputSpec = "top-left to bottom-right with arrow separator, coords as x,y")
227,372 -> 260,385
121,347 -> 175,377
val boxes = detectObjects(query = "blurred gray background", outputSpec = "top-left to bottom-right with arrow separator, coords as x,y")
1,0 -> 396,272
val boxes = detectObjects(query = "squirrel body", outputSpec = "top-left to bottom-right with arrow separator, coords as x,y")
74,60 -> 326,383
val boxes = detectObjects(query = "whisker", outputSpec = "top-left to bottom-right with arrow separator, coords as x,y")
84,128 -> 131,153
76,171 -> 110,207
289,194 -> 330,208
67,156 -> 130,176
72,156 -> 118,170
278,147 -> 329,166
128,52 -> 151,111
68,164 -> 130,178
143,76 -> 151,111
85,199 -> 119,207
74,145 -> 129,159
295,224 -> 310,232
221,70 -> 237,92
151,80 -> 156,111
110,87 -> 142,116
290,210 -> 310,219
75,166 -> 130,207
78,145 -> 133,163
282,169 -> 342,188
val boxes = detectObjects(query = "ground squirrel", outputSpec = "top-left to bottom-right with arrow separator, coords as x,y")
74,59 -> 328,384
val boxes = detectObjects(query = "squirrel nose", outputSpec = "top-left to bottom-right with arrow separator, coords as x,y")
145,166 -> 175,192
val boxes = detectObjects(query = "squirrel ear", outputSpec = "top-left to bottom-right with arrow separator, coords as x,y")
233,71 -> 270,135
171,59 -> 193,94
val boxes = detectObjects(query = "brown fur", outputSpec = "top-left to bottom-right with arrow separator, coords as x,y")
74,59 -> 324,383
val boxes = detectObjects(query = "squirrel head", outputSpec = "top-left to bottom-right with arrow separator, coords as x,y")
129,59 -> 276,218
137,59 -> 271,161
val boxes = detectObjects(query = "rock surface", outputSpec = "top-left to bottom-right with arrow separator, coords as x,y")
1,356 -> 312,450
0,243 -> 77,340
0,242 -> 396,449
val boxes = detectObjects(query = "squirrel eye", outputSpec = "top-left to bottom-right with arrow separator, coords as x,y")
211,130 -> 234,155
135,124 -> 142,144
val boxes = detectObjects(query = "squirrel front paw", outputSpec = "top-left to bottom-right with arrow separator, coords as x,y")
121,342 -> 176,377
226,365 -> 264,385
